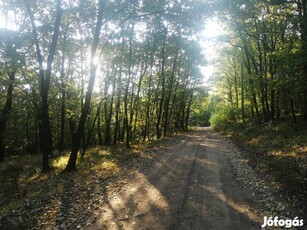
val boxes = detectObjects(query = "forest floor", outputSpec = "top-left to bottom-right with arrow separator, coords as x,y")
0,127 -> 306,229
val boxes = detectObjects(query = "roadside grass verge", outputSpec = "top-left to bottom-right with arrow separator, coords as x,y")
214,119 -> 307,202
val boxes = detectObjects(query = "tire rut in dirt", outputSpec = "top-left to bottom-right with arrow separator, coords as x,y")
170,143 -> 201,229
89,130 -> 262,229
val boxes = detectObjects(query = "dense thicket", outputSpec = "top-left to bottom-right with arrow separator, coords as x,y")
209,0 -> 307,126
0,0 -> 207,170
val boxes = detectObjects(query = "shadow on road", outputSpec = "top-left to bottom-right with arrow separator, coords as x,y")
90,128 -> 262,229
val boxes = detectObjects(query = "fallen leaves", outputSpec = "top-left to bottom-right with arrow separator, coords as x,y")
0,144 -> 159,229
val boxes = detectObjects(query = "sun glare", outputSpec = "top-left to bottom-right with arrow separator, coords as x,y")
203,17 -> 225,39
0,14 -> 6,29
0,10 -> 19,31
200,17 -> 225,83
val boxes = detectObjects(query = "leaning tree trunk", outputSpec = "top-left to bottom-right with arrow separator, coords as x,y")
80,98 -> 104,158
65,0 -> 104,172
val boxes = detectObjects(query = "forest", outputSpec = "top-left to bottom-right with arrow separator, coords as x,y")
0,0 -> 207,172
205,0 -> 307,127
0,0 -> 306,227
1,0 -> 306,170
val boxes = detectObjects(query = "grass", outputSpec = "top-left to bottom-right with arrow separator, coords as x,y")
215,118 -> 307,198
0,141 -> 160,217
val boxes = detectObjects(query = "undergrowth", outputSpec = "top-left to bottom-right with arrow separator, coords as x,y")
0,140 -> 160,216
214,118 -> 307,201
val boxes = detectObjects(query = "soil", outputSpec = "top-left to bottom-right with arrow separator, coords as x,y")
1,128 -> 304,229
88,128 -> 262,229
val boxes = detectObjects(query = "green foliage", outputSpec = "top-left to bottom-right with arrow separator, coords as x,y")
209,107 -> 234,128
189,89 -> 211,127
211,0 -> 307,124
189,109 -> 211,127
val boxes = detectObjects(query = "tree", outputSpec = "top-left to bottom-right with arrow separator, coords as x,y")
25,0 -> 62,171
64,0 -> 104,172
0,71 -> 15,162
0,0 -> 207,168
0,29 -> 19,161
210,0 -> 307,124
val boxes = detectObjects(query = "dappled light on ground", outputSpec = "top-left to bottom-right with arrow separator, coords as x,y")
89,129 -> 261,229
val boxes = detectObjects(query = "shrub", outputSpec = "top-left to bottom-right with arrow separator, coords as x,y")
210,107 -> 235,128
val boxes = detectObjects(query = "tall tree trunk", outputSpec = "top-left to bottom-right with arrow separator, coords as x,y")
105,76 -> 115,146
225,73 -> 235,120
185,92 -> 194,131
26,0 -> 62,172
156,28 -> 167,139
269,57 -> 275,121
244,45 -> 260,118
124,28 -> 134,148
113,65 -> 122,145
255,36 -> 268,122
133,61 -> 147,136
164,39 -> 179,136
143,51 -> 154,141
113,97 -> 121,145
0,72 -> 15,161
65,0 -> 104,172
180,79 -> 189,131
241,60 -> 245,122
263,42 -> 271,121
287,89 -> 297,124
80,98 -> 104,158
59,52 -> 66,153
103,70 -> 112,146
301,0 -> 307,120
234,72 -> 239,111
276,90 -> 281,119
97,106 -> 103,147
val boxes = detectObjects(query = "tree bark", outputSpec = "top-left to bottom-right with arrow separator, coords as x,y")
26,0 -> 62,172
301,0 -> 307,120
65,0 -> 104,172
124,27 -> 134,148
244,45 -> 260,118
241,60 -> 245,122
143,53 -> 154,141
59,50 -> 66,153
80,98 -> 104,158
113,74 -> 122,145
0,72 -> 15,161
156,28 -> 167,139
164,37 -> 179,136
105,74 -> 115,146
225,73 -> 235,120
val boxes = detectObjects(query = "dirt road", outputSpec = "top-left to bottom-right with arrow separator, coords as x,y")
89,128 -> 262,229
